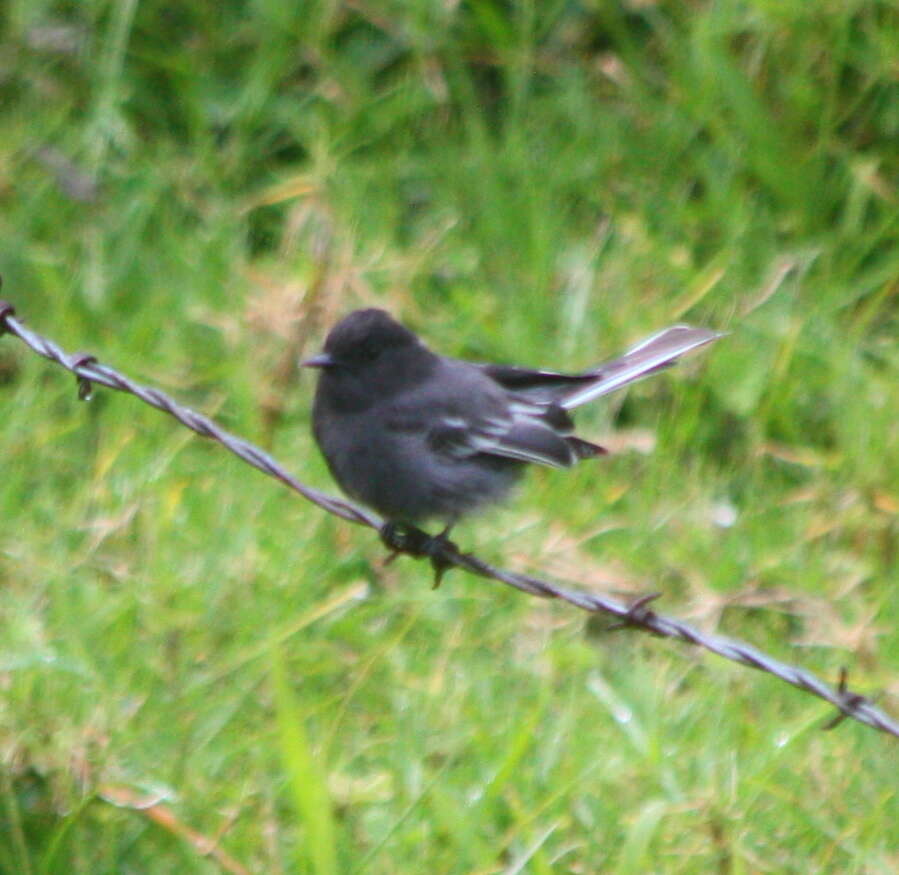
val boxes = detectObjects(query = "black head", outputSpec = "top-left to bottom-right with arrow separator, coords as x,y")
303,310 -> 435,408
303,308 -> 428,371
320,309 -> 419,370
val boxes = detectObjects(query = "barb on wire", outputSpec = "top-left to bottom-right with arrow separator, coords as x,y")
2,294 -> 897,740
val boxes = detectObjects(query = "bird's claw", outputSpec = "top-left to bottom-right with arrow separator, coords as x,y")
379,522 -> 458,588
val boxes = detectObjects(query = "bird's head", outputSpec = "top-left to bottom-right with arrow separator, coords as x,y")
303,309 -> 421,373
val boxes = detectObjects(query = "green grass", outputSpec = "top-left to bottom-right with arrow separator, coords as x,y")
2,0 -> 898,871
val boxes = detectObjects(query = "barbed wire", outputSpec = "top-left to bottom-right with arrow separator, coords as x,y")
2,294 -> 897,739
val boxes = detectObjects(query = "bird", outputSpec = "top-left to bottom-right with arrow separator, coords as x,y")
303,308 -> 721,541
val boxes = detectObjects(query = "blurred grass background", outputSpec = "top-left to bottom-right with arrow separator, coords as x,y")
2,0 -> 898,871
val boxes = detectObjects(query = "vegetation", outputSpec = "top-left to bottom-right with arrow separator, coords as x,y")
1,1 -> 897,871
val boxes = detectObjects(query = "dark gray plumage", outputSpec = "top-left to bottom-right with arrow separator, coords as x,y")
305,309 -> 720,527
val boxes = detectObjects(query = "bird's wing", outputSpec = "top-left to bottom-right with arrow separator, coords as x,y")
479,325 -> 722,409
428,405 -> 603,469
476,364 -> 597,402
387,357 -> 608,470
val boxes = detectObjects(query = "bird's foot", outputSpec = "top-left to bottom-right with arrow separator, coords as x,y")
379,522 -> 459,588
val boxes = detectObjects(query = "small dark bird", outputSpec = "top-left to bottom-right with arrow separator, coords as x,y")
304,309 -> 720,533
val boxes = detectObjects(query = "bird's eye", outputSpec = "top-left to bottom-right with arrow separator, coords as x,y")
357,339 -> 382,362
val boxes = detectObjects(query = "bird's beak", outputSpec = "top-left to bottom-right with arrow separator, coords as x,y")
301,353 -> 335,369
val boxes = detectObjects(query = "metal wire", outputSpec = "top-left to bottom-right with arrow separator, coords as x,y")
2,296 -> 896,739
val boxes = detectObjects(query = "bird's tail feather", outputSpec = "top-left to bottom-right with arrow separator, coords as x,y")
559,325 -> 723,410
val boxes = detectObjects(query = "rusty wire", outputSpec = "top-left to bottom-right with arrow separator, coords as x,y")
2,296 -> 897,739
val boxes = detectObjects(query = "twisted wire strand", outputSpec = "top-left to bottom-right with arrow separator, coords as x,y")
2,298 -> 896,739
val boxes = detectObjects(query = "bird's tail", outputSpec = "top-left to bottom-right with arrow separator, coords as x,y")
558,325 -> 723,410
